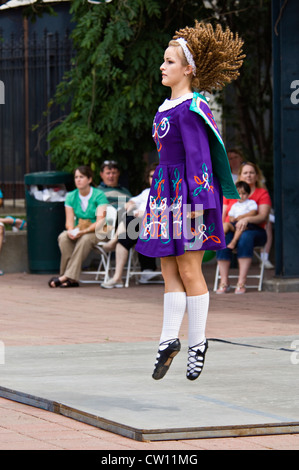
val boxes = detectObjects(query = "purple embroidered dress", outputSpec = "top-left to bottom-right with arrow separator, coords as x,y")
136,93 -> 230,258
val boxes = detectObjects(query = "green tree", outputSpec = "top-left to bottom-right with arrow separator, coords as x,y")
47,0 -> 273,191
203,0 -> 273,187
48,0 -> 210,190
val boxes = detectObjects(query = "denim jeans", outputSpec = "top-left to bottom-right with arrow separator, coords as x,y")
216,226 -> 267,260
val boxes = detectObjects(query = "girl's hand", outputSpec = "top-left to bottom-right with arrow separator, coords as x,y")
187,210 -> 204,219
133,209 -> 143,218
125,201 -> 136,212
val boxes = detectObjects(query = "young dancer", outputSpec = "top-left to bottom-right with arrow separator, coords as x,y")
136,21 -> 245,380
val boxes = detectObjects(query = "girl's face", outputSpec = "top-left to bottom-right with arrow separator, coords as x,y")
240,164 -> 257,187
160,46 -> 189,89
74,170 -> 92,190
237,188 -> 249,202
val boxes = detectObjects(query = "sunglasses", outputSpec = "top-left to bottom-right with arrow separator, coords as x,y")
103,160 -> 118,166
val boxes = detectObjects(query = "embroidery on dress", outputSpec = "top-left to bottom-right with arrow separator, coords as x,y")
170,168 -> 183,239
140,167 -> 170,244
193,94 -> 223,142
193,163 -> 214,196
188,221 -> 221,250
152,117 -> 170,155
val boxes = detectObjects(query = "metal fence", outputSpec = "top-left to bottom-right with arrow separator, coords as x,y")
0,27 -> 73,203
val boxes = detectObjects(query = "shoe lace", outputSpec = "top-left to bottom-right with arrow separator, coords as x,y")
187,341 -> 207,375
155,338 -> 178,365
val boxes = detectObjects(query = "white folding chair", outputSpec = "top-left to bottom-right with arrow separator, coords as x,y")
80,205 -> 118,284
125,247 -> 163,288
213,246 -> 266,292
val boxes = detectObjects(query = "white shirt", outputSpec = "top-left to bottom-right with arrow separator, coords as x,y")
130,188 -> 150,214
79,187 -> 93,212
228,199 -> 258,218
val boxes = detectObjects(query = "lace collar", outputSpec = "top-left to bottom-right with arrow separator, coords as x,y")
158,93 -> 193,112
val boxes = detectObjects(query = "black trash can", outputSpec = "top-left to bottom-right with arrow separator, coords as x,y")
24,171 -> 74,274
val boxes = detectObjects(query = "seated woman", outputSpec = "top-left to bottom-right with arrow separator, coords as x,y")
216,162 -> 271,294
48,165 -> 108,288
100,164 -> 157,288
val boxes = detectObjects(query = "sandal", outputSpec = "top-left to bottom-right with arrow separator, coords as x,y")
235,283 -> 246,294
216,283 -> 230,294
48,277 -> 63,288
18,219 -> 27,230
60,279 -> 79,288
4,216 -> 27,231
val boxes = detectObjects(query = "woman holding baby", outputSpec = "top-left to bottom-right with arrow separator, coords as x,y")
216,162 -> 271,294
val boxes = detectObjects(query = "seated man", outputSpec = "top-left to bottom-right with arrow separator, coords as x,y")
98,160 -> 132,211
100,163 -> 159,288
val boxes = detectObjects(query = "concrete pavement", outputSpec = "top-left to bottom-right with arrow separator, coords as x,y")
0,264 -> 299,450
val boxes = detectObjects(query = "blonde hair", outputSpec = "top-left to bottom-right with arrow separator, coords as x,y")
237,162 -> 265,189
171,21 -> 245,93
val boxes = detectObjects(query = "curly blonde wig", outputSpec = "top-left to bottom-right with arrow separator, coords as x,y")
171,21 -> 245,93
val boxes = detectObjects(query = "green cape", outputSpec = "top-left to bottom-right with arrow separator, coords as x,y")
190,92 -> 239,199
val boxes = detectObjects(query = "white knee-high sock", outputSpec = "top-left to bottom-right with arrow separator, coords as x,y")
159,292 -> 186,346
187,292 -> 209,347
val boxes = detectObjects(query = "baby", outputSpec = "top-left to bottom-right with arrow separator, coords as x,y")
224,181 -> 258,250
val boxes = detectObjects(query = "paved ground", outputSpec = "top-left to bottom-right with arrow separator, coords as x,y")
0,264 -> 299,450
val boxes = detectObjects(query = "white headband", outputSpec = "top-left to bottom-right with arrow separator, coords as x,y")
175,38 -> 196,76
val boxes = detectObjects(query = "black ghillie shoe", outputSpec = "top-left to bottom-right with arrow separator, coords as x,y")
186,340 -> 208,381
152,338 -> 181,380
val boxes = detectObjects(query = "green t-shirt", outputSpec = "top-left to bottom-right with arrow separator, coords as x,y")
65,187 -> 108,225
